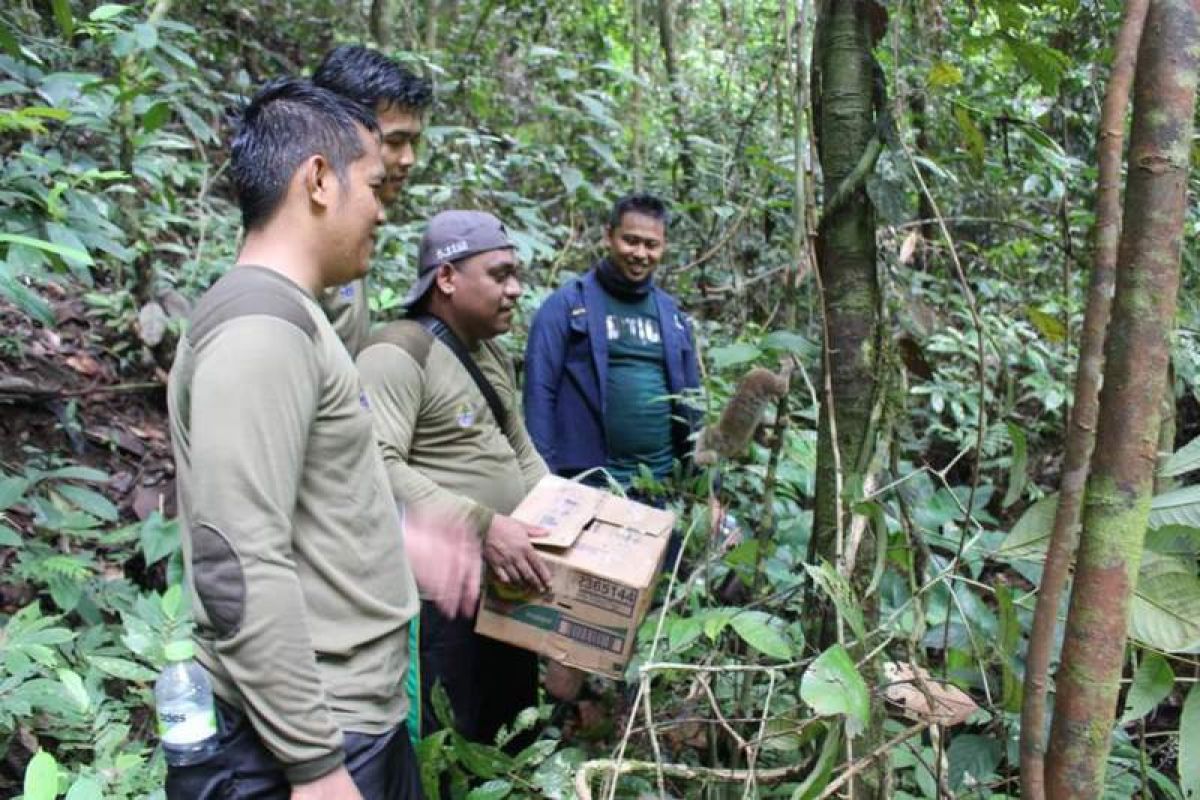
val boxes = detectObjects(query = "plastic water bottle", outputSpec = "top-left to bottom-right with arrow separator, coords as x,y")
155,640 -> 218,765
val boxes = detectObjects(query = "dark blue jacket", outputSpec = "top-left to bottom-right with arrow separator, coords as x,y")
523,267 -> 701,477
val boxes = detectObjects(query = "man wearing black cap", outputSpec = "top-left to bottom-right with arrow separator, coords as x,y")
356,210 -> 551,745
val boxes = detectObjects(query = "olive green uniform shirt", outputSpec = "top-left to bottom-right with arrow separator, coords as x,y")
356,320 -> 547,539
318,277 -> 371,357
167,267 -> 419,783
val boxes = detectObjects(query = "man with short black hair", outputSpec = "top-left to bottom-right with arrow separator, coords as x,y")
356,210 -> 550,746
313,45 -> 432,355
524,193 -> 701,490
166,77 -> 430,799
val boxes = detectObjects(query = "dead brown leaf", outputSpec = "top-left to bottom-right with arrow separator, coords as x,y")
883,660 -> 978,726
65,353 -> 103,377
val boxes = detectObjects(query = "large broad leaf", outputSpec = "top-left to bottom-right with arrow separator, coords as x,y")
466,780 -> 513,800
65,776 -> 103,800
1130,559 -> 1200,653
1182,683 -> 1200,800
800,644 -> 869,737
1119,651 -> 1174,725
709,342 -> 761,370
51,485 -> 118,522
995,493 -> 1057,561
729,610 -> 794,660
23,750 -> 59,800
1160,434 -> 1200,478
1149,485 -> 1200,529
947,734 -> 1002,791
1144,525 -> 1200,559
0,475 -> 29,511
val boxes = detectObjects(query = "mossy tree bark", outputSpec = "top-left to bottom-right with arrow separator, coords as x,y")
811,1 -> 886,795
1044,1 -> 1198,796
1018,3 -> 1148,797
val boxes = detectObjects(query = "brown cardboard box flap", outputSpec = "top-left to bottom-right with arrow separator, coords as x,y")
594,493 -> 674,536
511,475 -> 602,549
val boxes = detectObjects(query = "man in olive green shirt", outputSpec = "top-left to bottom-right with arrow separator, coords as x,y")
313,45 -> 431,356
357,210 -> 550,745
167,78 -> 431,800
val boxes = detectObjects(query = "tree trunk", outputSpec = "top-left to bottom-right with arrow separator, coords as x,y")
370,0 -> 390,47
1018,3 -> 1148,797
657,0 -> 695,201
811,1 -> 885,795
1044,2 -> 1198,796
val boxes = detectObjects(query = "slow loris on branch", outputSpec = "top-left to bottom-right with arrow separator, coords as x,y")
693,364 -> 791,466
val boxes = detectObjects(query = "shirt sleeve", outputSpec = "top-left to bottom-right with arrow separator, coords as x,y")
185,316 -> 345,783
356,343 -> 496,539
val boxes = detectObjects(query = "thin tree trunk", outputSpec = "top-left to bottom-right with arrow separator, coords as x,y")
657,0 -> 695,201
631,0 -> 644,190
787,0 -> 814,329
370,0 -> 390,47
811,1 -> 885,795
1018,3 -> 1149,797
424,0 -> 438,50
1044,2 -> 1198,796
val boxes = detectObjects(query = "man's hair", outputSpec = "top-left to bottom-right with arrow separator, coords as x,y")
608,193 -> 670,230
230,77 -> 379,230
312,45 -> 433,113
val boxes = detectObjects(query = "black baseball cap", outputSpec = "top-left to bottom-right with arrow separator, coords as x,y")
402,210 -> 514,309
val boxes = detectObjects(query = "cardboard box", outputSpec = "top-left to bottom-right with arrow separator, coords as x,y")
475,475 -> 674,678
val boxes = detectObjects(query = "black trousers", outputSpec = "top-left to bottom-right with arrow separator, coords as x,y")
165,700 -> 424,799
415,600 -> 538,748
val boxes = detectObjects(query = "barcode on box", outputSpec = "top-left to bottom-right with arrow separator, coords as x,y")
576,574 -> 638,617
557,617 -> 625,654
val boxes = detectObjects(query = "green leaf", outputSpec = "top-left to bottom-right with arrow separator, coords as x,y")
89,4 -> 131,22
790,724 -> 841,800
804,562 -> 867,644
132,23 -> 158,51
161,584 -> 184,619
709,342 -> 761,370
88,655 -> 158,682
1003,423 -> 1027,508
1161,435 -> 1200,478
729,610 -> 793,660
928,61 -> 963,88
953,106 -> 985,168
0,475 -> 29,511
995,582 -> 1022,712
0,523 -> 22,546
51,0 -> 74,40
0,267 -> 55,326
947,734 -> 1002,791
559,166 -> 584,195
42,466 -> 109,483
1027,307 -> 1066,343
1005,39 -> 1069,95
995,493 -> 1057,560
141,101 -> 171,133
800,644 -> 869,737
23,750 -> 59,800
1119,651 -> 1175,725
57,668 -> 89,712
1145,525 -> 1200,558
0,233 -> 91,266
1150,485 -> 1200,530
530,747 -> 586,799
64,776 -> 103,800
455,737 -> 512,779
52,485 -> 118,522
702,607 -> 736,640
1181,683 -> 1200,800
466,780 -> 513,800
0,24 -> 21,58
140,513 -> 180,565
762,330 -> 816,357
1131,568 -> 1200,653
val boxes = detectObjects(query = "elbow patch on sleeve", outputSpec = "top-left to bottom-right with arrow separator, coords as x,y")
191,523 -> 247,638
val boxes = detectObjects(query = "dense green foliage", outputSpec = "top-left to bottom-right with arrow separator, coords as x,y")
2,1 -> 1200,798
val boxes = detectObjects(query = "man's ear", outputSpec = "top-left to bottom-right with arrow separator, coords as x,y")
303,154 -> 336,210
433,263 -> 457,296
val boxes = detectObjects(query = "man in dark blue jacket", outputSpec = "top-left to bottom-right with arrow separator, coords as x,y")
524,194 -> 701,487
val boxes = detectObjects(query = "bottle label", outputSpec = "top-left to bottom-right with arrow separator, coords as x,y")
158,705 -> 218,745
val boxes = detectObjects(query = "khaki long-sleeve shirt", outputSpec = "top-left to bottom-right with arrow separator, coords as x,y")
167,266 -> 418,783
356,319 -> 547,540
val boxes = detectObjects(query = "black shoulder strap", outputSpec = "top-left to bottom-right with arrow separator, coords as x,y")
413,314 -> 508,431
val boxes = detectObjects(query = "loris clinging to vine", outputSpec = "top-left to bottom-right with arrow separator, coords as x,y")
693,365 -> 791,466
